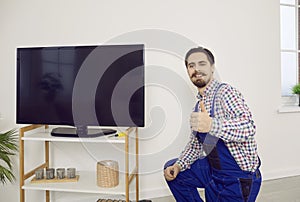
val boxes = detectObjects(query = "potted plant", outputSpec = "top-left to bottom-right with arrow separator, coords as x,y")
0,129 -> 18,184
292,83 -> 300,106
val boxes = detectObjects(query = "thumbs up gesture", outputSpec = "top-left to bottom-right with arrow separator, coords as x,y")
190,101 -> 212,133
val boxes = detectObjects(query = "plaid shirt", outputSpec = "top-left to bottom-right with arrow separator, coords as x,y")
176,79 -> 259,172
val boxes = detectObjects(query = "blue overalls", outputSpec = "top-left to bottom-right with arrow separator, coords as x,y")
164,84 -> 262,202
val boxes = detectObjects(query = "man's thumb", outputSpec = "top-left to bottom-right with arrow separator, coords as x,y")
200,101 -> 207,112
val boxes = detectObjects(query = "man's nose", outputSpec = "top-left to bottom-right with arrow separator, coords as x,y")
194,65 -> 202,71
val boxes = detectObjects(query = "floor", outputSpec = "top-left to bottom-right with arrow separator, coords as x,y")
150,175 -> 300,202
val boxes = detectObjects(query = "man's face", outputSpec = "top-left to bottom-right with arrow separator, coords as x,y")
186,52 -> 215,88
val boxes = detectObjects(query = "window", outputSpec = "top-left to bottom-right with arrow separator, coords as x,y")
280,0 -> 298,98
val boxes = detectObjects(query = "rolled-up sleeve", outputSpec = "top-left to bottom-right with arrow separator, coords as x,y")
176,133 -> 203,171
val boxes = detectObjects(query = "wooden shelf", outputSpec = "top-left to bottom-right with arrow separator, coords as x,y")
21,132 -> 125,144
30,175 -> 79,184
23,171 -> 127,195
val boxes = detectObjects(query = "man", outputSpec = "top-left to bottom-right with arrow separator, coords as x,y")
164,47 -> 261,202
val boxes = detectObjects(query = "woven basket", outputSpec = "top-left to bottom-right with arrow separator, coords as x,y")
97,160 -> 119,188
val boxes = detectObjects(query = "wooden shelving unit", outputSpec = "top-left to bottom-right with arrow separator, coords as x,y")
19,124 -> 139,202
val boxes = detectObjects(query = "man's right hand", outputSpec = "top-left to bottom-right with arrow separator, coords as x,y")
164,163 -> 181,181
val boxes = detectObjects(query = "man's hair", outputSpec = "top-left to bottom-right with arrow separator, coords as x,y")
184,47 -> 215,67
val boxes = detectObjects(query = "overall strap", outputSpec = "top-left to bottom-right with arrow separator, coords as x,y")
210,83 -> 226,116
194,83 -> 226,170
193,83 -> 226,114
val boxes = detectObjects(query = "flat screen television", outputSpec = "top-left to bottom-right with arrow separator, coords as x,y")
16,44 -> 145,137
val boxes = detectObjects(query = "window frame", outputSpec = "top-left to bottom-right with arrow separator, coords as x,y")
280,0 -> 299,107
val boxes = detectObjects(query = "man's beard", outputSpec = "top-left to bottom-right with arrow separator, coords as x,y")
192,79 -> 207,88
191,72 -> 208,88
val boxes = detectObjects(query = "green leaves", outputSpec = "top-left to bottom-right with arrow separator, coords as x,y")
0,165 -> 15,184
0,129 -> 18,184
292,84 -> 300,94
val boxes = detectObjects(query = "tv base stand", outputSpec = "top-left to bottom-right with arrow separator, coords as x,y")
50,127 -> 117,138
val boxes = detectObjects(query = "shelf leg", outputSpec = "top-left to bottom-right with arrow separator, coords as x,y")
45,140 -> 50,202
19,124 -> 48,202
125,127 -> 139,202
125,130 -> 129,202
46,190 -> 50,202
136,128 -> 139,202
19,128 -> 25,202
45,141 -> 49,168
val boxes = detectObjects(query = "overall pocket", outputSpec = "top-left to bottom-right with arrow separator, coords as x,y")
212,174 -> 244,200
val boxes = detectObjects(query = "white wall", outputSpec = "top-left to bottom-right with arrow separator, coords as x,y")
1,0 -> 299,201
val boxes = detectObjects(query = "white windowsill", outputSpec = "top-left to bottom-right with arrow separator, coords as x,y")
278,105 -> 300,113
278,95 -> 300,113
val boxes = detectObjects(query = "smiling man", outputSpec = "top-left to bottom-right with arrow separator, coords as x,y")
164,47 -> 262,202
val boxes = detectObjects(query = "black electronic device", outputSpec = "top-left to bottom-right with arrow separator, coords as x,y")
16,44 -> 145,137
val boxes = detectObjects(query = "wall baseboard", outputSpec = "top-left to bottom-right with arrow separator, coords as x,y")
138,187 -> 205,200
138,187 -> 171,200
261,168 -> 300,181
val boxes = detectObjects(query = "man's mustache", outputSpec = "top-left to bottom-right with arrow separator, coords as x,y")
192,72 -> 207,77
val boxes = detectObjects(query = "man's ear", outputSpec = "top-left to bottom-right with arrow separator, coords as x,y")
211,64 -> 215,74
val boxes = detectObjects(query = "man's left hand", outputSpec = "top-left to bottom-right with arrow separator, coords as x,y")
190,101 -> 212,133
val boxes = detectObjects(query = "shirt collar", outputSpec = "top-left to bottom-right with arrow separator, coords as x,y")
196,79 -> 220,99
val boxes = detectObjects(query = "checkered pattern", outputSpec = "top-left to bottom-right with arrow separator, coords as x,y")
177,79 -> 259,172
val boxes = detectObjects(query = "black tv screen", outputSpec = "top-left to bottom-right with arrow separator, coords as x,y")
16,44 -> 145,132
